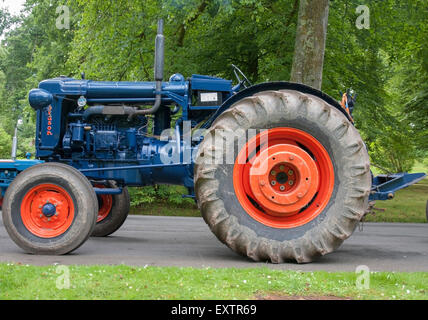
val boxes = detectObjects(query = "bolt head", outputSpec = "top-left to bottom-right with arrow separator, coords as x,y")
279,185 -> 285,191
279,165 -> 285,171
260,180 -> 266,186
297,193 -> 303,199
270,170 -> 276,176
288,180 -> 294,186
271,180 -> 276,186
288,170 -> 294,175
289,155 -> 294,161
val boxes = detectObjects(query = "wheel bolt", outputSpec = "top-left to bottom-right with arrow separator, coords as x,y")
289,155 -> 294,161
288,170 -> 294,175
288,180 -> 294,186
279,165 -> 285,171
279,185 -> 285,191
297,193 -> 303,199
271,180 -> 276,186
270,170 -> 276,176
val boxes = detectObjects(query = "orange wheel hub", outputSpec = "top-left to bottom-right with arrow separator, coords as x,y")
233,128 -> 334,229
21,184 -> 75,238
95,184 -> 113,223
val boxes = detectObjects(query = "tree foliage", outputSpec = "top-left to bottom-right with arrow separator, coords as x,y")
0,0 -> 425,176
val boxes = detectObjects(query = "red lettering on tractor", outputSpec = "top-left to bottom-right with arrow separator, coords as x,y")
46,106 -> 53,136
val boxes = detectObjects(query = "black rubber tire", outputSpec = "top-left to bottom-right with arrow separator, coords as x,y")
91,182 -> 130,237
426,200 -> 428,222
194,90 -> 372,263
2,163 -> 98,255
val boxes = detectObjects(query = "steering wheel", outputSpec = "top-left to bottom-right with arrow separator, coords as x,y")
231,64 -> 252,88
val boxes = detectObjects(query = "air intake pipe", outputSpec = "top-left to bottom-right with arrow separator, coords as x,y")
131,19 -> 164,117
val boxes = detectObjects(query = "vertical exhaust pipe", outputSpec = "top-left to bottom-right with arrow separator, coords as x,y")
131,19 -> 165,118
154,19 -> 164,82
11,125 -> 18,160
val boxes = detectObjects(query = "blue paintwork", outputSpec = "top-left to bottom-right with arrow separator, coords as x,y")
42,203 -> 57,217
369,172 -> 426,201
0,160 -> 43,196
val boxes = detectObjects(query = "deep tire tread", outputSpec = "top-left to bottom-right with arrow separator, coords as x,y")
195,90 -> 371,263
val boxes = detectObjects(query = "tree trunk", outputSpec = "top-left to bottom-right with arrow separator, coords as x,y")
290,0 -> 329,90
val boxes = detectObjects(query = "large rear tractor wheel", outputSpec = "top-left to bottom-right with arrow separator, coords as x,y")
91,182 -> 130,237
2,163 -> 98,255
195,90 -> 371,263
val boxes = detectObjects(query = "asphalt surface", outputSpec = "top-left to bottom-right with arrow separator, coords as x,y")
0,214 -> 427,272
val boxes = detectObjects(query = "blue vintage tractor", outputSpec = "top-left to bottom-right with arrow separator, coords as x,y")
0,21 -> 425,262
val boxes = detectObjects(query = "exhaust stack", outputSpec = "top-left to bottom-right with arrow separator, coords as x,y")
131,19 -> 165,117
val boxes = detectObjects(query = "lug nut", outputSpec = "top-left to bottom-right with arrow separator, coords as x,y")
288,180 -> 294,186
279,165 -> 285,171
270,170 -> 276,176
279,185 -> 285,191
271,180 -> 276,186
288,170 -> 294,175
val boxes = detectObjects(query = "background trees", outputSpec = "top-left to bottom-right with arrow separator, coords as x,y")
0,0 -> 426,173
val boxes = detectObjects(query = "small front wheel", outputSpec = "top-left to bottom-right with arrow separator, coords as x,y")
2,163 -> 98,255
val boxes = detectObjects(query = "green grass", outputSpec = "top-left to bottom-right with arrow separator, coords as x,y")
130,201 -> 200,217
365,178 -> 428,223
0,263 -> 427,300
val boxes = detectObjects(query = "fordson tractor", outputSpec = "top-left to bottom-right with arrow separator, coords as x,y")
0,21 -> 425,263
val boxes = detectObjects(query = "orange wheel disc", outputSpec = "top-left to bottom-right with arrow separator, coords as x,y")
20,184 -> 75,238
95,184 -> 113,223
233,128 -> 334,229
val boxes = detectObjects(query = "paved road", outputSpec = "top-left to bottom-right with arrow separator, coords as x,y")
0,214 -> 427,272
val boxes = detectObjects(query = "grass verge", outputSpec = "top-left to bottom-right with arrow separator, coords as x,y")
0,263 -> 427,300
364,178 -> 428,223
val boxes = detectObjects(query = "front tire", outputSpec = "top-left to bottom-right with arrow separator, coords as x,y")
195,90 -> 371,263
2,163 -> 98,255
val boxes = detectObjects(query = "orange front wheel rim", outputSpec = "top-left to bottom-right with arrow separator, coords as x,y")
95,184 -> 113,223
20,184 -> 75,238
233,128 -> 335,229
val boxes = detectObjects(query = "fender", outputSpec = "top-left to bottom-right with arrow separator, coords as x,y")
202,81 -> 352,129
